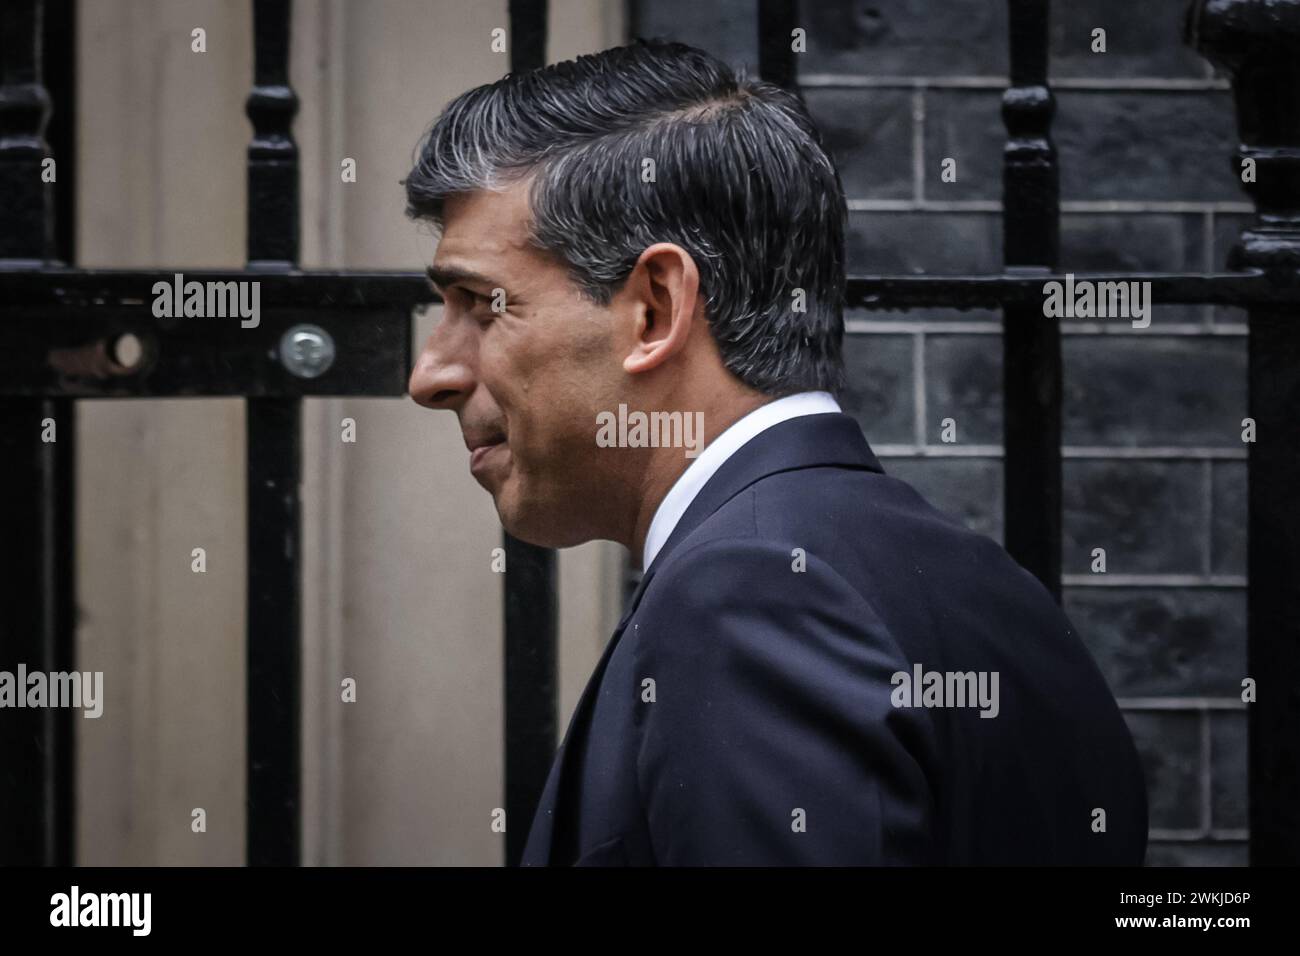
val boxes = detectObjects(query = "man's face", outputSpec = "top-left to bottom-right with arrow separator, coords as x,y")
409,180 -> 628,547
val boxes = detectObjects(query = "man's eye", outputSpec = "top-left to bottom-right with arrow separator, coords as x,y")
453,289 -> 486,310
470,290 -> 508,317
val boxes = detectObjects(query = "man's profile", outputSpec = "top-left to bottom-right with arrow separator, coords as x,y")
404,40 -> 1148,865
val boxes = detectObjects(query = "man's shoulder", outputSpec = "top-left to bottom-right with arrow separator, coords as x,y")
653,460 -> 1000,596
628,478 -> 908,659
635,457 -> 1062,655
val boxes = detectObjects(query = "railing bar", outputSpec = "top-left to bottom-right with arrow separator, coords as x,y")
800,74 -> 1232,91
845,199 -> 1256,212
502,0 -> 557,870
0,0 -> 75,867
246,397 -> 303,866
245,0 -> 302,867
3,268 -> 1293,309
1189,0 -> 1300,863
845,272 -> 1300,309
757,0 -> 798,91
1001,0 -> 1062,600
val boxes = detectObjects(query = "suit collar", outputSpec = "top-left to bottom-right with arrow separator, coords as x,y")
641,391 -> 843,568
637,411 -> 882,590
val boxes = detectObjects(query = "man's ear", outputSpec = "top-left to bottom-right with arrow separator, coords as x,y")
619,243 -> 701,376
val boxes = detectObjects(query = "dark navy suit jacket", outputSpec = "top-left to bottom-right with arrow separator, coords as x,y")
520,412 -> 1148,865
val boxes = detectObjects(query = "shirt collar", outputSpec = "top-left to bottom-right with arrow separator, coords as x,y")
640,390 -> 842,569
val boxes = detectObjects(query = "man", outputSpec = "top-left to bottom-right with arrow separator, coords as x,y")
404,40 -> 1148,865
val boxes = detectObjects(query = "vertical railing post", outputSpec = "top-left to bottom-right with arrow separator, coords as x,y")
758,0 -> 799,92
1001,0 -> 1062,600
0,0 -> 76,867
245,0 -> 302,866
502,0 -> 558,869
1189,0 -> 1300,866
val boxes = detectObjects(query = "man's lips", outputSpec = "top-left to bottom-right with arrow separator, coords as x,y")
468,438 -> 506,474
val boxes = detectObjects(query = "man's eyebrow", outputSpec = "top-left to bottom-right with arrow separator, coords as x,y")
426,264 -> 498,291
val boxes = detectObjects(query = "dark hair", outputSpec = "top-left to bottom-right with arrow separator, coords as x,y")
404,40 -> 847,397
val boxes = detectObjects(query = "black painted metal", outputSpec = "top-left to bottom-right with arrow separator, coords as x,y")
0,270 -> 429,397
246,396 -> 302,866
41,0 -> 73,266
0,0 -> 75,867
247,0 -> 298,268
847,270 -> 1300,309
0,268 -> 435,306
0,305 -> 413,398
245,0 -> 302,867
1189,0 -> 1300,866
503,0 -> 559,869
758,0 -> 799,91
502,536 -> 558,866
0,399 -> 75,868
0,0 -> 54,263
1001,0 -> 1062,601
509,0 -> 547,73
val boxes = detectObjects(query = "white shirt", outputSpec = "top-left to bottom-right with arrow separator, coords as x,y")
641,390 -> 843,569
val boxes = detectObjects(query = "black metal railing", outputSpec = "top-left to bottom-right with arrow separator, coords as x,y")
0,0 -> 435,867
1,0 -> 1296,867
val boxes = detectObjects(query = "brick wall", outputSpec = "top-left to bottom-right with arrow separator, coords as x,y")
630,0 -> 1250,865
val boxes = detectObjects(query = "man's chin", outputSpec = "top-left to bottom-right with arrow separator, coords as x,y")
495,497 -> 592,550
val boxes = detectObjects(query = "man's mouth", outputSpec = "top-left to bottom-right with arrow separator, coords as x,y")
467,437 -> 507,475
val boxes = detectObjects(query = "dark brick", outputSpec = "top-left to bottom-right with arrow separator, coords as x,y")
1210,711 -> 1247,830
1210,461 -> 1246,576
841,334 -> 915,444
848,211 -> 1001,274
629,0 -> 756,73
1124,710 -> 1201,830
883,457 -> 1002,543
1213,215 -> 1259,326
797,0 -> 1006,77
1061,213 -> 1201,275
923,91 -> 1238,203
1064,588 -> 1245,697
1214,213 -> 1256,270
1144,842 -> 1247,866
922,91 -> 1003,202
805,89 -> 915,200
1061,228 -> 1199,278
1213,305 -> 1248,329
925,334 -> 1001,444
1063,460 -> 1206,575
1054,92 -> 1239,202
1062,335 -> 1247,447
1048,0 -> 1213,80
848,306 -> 1001,324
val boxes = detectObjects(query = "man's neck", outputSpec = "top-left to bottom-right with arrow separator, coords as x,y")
626,390 -> 771,566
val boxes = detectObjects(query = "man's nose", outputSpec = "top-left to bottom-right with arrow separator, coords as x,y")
408,318 -> 475,410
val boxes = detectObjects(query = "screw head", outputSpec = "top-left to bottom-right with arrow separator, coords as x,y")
278,324 -> 335,379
